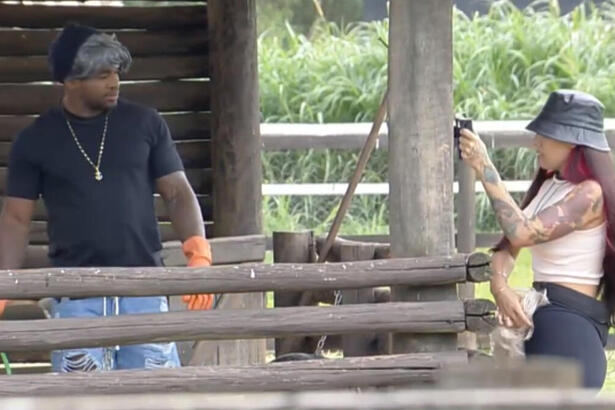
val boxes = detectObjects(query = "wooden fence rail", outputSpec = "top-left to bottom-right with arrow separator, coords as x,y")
0,253 -> 489,299
0,300 -> 490,352
259,120 -> 615,150
0,352 -> 467,396
2,389 -> 613,409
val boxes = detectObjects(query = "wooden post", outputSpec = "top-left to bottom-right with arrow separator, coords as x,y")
340,243 -> 390,357
388,1 -> 456,353
457,162 -> 478,349
273,231 -> 316,356
195,0 -> 265,366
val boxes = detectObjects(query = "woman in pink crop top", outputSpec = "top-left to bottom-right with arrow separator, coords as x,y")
460,89 -> 615,389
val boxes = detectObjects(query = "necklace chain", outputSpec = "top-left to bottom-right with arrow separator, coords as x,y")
64,114 -> 108,181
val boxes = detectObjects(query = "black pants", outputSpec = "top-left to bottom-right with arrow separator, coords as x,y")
525,282 -> 610,389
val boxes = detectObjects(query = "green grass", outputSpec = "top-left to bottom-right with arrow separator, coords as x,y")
259,0 -> 615,236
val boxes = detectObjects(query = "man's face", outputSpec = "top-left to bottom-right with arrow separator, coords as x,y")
66,68 -> 120,112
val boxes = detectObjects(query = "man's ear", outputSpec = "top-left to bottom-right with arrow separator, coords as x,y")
63,78 -> 80,92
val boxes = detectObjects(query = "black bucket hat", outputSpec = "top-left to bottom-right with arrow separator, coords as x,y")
526,90 -> 609,152
48,23 -> 99,83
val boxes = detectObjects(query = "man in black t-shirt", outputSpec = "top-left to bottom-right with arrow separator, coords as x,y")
0,24 -> 214,371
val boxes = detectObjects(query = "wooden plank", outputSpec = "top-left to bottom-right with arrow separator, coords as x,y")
0,352 -> 467,396
0,167 -> 211,195
26,221 -> 212,245
175,140 -> 211,168
0,195 -> 211,222
185,168 -> 212,194
0,4 -> 206,29
0,139 -> 209,168
260,121 -> 615,151
210,0 -> 261,238
315,236 -> 389,263
278,233 -> 505,252
208,0 -> 263,367
0,301 -> 466,352
21,235 -> 265,269
340,243 -> 390,357
162,235 -> 266,267
0,28 -> 208,57
0,55 -> 208,83
437,358 -> 581,389
0,255 -> 474,299
388,1 -> 457,354
0,81 -> 210,115
2,388 -> 614,409
0,112 -> 210,142
187,292 -> 267,366
272,231 -> 318,357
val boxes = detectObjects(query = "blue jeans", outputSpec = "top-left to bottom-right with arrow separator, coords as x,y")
50,296 -> 181,372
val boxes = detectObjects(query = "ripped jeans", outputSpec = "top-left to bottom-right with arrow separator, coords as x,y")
50,296 -> 181,372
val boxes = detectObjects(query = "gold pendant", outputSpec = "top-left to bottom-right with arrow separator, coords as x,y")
95,170 -> 103,181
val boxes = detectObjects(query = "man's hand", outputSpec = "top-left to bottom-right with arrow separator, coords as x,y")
0,300 -> 7,318
182,236 -> 214,311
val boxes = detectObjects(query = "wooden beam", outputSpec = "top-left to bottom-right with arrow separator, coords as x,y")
315,236 -> 389,262
272,231 -> 318,357
0,81 -> 210,115
0,4 -> 206,29
0,139 -> 209,168
0,55 -> 208,83
0,195 -> 211,222
340,243 -> 390,357
162,235 -> 266,266
208,0 -> 263,366
26,221 -> 213,245
19,235 -> 264,270
0,28 -> 208,57
0,352 -> 467,396
2,388 -> 614,409
0,255 -> 481,299
0,167 -> 211,196
388,1 -> 456,354
209,0 -> 261,238
0,301 -> 465,352
259,121 -> 615,151
0,112 -> 211,142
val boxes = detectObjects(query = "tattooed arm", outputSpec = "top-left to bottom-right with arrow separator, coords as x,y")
459,129 -> 604,249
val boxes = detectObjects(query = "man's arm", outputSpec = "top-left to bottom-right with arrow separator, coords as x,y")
0,197 -> 35,269
155,171 -> 204,241
156,171 -> 213,310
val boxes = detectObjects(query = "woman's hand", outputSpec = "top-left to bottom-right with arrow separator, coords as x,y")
492,284 -> 533,329
459,128 -> 491,175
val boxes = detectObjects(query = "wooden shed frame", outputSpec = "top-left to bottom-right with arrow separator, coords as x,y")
0,0 -> 463,365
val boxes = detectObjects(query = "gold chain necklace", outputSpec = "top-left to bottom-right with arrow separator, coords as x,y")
64,114 -> 108,181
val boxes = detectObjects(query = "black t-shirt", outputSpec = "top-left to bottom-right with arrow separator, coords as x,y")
7,99 -> 184,267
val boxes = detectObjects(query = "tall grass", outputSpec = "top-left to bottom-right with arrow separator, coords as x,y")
259,0 -> 615,235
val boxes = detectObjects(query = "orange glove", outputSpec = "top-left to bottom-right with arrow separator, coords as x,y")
182,236 -> 214,310
0,300 -> 7,317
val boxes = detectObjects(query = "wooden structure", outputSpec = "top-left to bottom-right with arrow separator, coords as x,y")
4,388 -> 613,409
388,1 -> 457,354
0,0 -> 583,401
0,254 -> 492,394
273,234 -> 492,358
0,0 -> 265,366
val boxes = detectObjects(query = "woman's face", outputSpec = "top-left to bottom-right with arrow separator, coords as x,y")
533,134 -> 575,172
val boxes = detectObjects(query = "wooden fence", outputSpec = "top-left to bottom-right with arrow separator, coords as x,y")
0,249 -> 493,394
259,120 -> 615,252
2,388 -> 614,409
